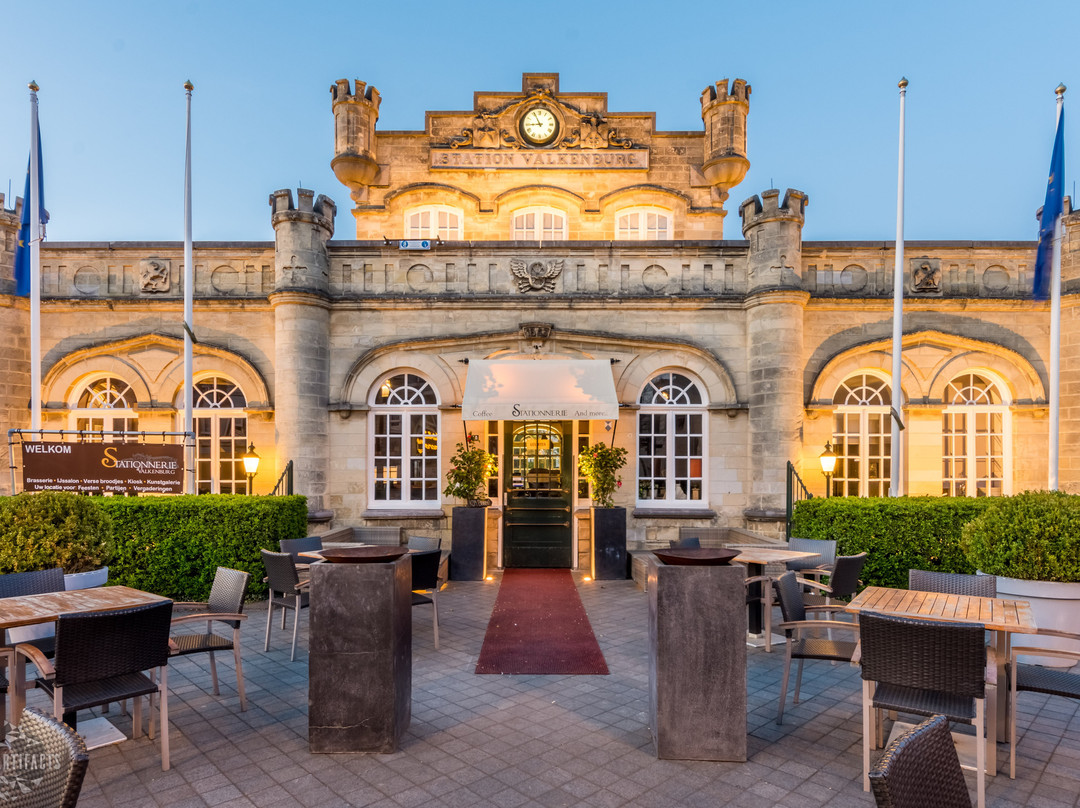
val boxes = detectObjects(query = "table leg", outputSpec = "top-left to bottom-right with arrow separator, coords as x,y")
746,563 -> 765,636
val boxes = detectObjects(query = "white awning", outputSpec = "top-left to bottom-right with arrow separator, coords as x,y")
462,359 -> 619,421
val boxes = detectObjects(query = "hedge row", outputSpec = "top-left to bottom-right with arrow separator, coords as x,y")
789,495 -> 996,590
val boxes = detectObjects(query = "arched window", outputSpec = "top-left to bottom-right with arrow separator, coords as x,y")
616,207 -> 672,240
71,377 -> 138,439
370,373 -> 440,505
405,205 -> 463,240
942,373 -> 1006,497
831,373 -> 892,497
512,207 -> 566,241
636,372 -> 706,505
187,377 -> 248,494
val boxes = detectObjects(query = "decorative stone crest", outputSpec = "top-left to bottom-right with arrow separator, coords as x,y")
511,258 -> 564,293
139,258 -> 170,293
911,259 -> 941,293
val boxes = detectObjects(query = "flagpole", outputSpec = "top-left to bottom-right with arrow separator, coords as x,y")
28,81 -> 42,434
889,78 -> 907,498
1049,83 -> 1066,491
183,81 -> 194,493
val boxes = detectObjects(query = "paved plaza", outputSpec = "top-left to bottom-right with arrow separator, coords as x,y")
54,573 -> 1080,808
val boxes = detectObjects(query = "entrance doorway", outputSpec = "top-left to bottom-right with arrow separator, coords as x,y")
503,421 -> 573,568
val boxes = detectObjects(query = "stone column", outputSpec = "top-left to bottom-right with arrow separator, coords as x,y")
0,195 -> 29,494
1059,204 -> 1080,491
269,188 -> 335,510
740,189 -> 809,525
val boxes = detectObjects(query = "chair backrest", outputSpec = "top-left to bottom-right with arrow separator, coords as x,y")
677,527 -> 727,546
6,707 -> 90,808
868,714 -> 973,808
0,567 -> 66,598
410,550 -> 443,591
669,536 -> 701,549
825,552 -> 868,599
261,549 -> 300,595
407,536 -> 441,551
772,570 -> 808,625
909,569 -> 996,598
355,526 -> 404,546
858,611 -> 985,698
279,535 -> 323,562
53,600 -> 173,687
206,567 -> 251,629
785,537 -> 837,572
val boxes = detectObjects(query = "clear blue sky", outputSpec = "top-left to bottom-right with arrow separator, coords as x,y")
3,0 -> 1077,243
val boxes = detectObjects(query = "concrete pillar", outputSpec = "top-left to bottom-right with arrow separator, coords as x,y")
740,189 -> 809,521
0,195 -> 29,494
269,188 -> 336,510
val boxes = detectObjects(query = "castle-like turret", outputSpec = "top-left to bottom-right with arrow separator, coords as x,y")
740,188 -> 808,292
700,79 -> 751,203
331,80 -> 382,204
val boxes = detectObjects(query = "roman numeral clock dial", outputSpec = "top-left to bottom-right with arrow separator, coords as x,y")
521,107 -> 558,145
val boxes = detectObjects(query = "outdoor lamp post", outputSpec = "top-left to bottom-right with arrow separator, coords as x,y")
242,444 -> 260,495
819,442 -> 837,498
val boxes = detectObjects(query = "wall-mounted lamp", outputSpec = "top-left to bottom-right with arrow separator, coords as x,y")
242,444 -> 261,495
819,442 -> 837,498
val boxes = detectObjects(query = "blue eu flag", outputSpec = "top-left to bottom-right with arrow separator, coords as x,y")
13,135 -> 46,298
1034,108 -> 1065,300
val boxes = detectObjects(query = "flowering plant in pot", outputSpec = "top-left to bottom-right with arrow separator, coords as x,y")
443,439 -> 498,507
577,443 -> 628,508
443,437 -> 497,581
578,442 -> 629,580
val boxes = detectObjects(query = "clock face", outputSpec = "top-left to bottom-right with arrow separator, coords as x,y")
521,107 -> 558,145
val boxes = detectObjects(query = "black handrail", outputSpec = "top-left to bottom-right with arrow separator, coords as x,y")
785,461 -> 813,539
271,460 -> 294,496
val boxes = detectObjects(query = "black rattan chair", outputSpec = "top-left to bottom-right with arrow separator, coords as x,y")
803,552 -> 867,607
410,550 -> 444,649
0,568 -> 66,656
261,549 -> 309,662
1008,627 -> 1080,778
4,707 -> 90,808
858,611 -> 987,808
785,537 -> 837,574
170,567 -> 251,711
868,714 -> 973,808
279,536 -> 323,575
909,570 -> 996,598
14,600 -> 174,771
771,570 -> 860,723
407,536 -> 442,551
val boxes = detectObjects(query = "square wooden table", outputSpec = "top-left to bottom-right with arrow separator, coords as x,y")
732,548 -> 821,635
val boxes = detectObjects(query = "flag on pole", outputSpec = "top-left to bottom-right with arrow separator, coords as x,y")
1034,105 -> 1065,300
13,134 -> 47,297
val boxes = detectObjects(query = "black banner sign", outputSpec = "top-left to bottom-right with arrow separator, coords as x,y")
21,442 -> 185,494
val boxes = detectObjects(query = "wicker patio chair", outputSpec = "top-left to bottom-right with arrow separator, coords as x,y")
0,568 -> 66,656
858,611 -> 987,808
3,707 -> 90,808
803,552 -> 867,608
14,600 -> 174,771
410,550 -> 445,649
771,570 -> 860,723
909,569 -> 996,598
407,536 -> 442,551
279,536 -> 323,573
785,537 -> 837,574
261,549 -> 309,662
868,714 -> 973,808
169,567 -> 251,711
1008,627 -> 1080,778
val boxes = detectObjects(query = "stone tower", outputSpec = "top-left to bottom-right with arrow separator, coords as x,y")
330,80 -> 382,206
269,188 -> 336,509
0,195 -> 29,495
700,79 -> 751,204
740,189 -> 809,521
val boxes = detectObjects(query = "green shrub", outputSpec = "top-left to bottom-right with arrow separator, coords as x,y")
0,491 -> 115,574
961,490 -> 1080,582
790,496 -> 995,590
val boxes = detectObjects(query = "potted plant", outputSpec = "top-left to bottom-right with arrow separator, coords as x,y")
961,490 -> 1080,666
578,442 -> 629,580
443,438 -> 497,581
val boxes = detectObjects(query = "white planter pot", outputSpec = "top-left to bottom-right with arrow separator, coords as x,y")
992,573 -> 1080,668
64,566 -> 109,591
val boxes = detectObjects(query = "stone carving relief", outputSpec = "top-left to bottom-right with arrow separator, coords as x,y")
139,258 -> 171,293
911,259 -> 941,293
511,258 -> 564,293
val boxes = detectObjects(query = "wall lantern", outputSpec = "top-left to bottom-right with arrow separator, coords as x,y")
242,444 -> 261,494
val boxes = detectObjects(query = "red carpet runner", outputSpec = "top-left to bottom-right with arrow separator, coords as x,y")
475,569 -> 609,675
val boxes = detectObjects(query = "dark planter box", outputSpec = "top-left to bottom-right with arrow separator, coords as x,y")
449,506 -> 486,581
592,506 -> 628,580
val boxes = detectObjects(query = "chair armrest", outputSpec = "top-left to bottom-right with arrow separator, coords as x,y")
777,619 -> 860,635
744,575 -> 772,585
294,563 -> 312,572
794,577 -> 833,594
296,579 -> 311,592
804,604 -> 850,616
13,643 -> 55,677
1011,645 -> 1080,665
1031,628 -> 1080,643
799,567 -> 833,581
173,601 -> 210,611
171,612 -> 248,627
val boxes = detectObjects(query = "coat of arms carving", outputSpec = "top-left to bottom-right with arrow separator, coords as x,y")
139,258 -> 171,293
511,258 -> 564,292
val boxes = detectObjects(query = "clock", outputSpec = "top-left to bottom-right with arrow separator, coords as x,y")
520,107 -> 559,145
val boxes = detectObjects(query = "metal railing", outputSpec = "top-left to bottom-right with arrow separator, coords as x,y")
271,460 -> 294,496
785,461 -> 813,539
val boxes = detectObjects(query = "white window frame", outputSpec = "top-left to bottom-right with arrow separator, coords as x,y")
404,205 -> 463,240
70,376 -> 139,440
942,373 -> 1010,497
616,206 -> 672,240
635,372 -> 707,508
368,372 -> 441,508
177,377 -> 249,494
511,207 -> 566,241
831,372 -> 892,498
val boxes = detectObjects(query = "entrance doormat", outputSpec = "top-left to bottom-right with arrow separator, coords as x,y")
475,569 -> 609,675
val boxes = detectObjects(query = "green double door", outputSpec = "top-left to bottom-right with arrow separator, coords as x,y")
503,421 -> 573,568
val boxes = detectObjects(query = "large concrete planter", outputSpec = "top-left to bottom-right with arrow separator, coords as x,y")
591,507 -> 627,580
449,506 -> 486,581
992,574 -> 1080,667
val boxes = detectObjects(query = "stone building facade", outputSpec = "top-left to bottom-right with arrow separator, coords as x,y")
1,73 -> 1077,568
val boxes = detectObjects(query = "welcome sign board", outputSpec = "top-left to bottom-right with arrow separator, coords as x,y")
21,442 -> 185,494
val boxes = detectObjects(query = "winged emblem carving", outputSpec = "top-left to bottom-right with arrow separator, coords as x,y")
510,259 -> 564,293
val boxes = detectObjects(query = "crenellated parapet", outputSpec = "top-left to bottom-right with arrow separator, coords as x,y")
270,188 -> 336,295
740,189 -> 808,292
700,79 -> 751,203
331,79 -> 382,204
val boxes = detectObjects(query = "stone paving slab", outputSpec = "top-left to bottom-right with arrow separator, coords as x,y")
30,572 -> 1080,807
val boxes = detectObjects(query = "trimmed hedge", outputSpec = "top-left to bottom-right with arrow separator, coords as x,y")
0,491 -> 114,574
99,495 -> 308,600
789,496 -> 996,590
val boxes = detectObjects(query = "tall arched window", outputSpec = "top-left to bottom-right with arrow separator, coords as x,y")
616,207 -> 672,240
189,377 -> 248,494
370,373 -> 440,506
636,372 -> 706,505
405,205 -> 463,240
942,373 -> 1006,497
511,207 -> 566,241
71,377 -> 138,439
832,373 -> 892,497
